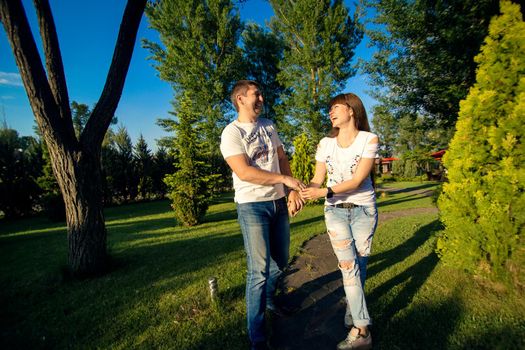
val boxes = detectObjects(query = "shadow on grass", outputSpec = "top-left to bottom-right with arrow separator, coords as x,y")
367,219 -> 444,277
377,191 -> 433,209
380,183 -> 437,195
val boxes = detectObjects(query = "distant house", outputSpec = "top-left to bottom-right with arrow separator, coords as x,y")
378,157 -> 399,174
378,149 -> 447,180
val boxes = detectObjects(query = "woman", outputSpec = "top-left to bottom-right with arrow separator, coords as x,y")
300,93 -> 378,350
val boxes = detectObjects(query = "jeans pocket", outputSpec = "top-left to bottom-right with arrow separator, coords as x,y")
362,204 -> 377,217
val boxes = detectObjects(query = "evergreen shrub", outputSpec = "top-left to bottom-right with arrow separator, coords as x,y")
437,1 -> 525,287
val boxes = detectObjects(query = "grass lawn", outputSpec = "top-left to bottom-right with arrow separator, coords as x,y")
1,182 -> 523,349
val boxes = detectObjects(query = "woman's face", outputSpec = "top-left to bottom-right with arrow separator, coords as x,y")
329,103 -> 353,128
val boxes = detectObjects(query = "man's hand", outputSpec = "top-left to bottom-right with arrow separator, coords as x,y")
283,176 -> 306,192
287,190 -> 304,217
300,187 -> 328,200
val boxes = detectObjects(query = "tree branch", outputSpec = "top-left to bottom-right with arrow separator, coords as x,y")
0,0 -> 70,148
82,0 -> 147,148
34,0 -> 73,132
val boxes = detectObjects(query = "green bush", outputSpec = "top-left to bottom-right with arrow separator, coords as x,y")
290,133 -> 315,185
437,1 -> 525,287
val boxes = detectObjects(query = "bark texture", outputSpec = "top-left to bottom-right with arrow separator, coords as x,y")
0,0 -> 147,275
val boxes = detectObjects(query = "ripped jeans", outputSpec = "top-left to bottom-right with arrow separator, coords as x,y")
324,204 -> 378,327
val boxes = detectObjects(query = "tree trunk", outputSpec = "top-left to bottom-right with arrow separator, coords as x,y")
50,144 -> 107,274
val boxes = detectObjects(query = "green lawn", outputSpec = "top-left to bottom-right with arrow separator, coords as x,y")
1,182 -> 523,349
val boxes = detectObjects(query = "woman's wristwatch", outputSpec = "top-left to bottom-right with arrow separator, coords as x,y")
326,187 -> 334,199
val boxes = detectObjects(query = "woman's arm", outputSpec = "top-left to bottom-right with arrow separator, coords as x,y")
301,137 -> 378,200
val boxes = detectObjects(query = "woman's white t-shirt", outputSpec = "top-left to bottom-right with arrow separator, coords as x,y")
220,118 -> 285,203
315,131 -> 379,206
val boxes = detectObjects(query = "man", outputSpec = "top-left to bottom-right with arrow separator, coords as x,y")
220,80 -> 304,349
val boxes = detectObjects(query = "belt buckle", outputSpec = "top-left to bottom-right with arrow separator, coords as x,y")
342,202 -> 355,209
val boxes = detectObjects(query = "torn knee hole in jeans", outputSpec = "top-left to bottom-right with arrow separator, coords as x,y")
327,230 -> 337,238
339,260 -> 359,286
332,239 -> 352,250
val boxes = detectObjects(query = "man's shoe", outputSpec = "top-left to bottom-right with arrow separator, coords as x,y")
336,328 -> 372,350
344,303 -> 353,328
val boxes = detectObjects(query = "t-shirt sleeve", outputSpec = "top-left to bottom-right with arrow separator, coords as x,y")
362,135 -> 379,159
220,125 -> 245,159
315,138 -> 326,162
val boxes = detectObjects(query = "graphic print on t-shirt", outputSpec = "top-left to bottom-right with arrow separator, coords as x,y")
243,125 -> 274,167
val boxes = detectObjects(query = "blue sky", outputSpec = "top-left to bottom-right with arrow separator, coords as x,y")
0,0 -> 377,148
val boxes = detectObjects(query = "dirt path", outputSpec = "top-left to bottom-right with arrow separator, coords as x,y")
270,206 -> 438,350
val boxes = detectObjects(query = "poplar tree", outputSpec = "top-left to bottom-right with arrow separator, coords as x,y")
269,0 -> 362,143
146,0 -> 243,225
437,1 -> 525,286
242,23 -> 286,123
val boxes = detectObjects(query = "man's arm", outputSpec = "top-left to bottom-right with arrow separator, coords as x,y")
277,146 -> 305,212
225,150 -> 304,191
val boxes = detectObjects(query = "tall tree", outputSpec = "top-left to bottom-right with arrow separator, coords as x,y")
71,101 -> 90,138
0,0 -> 147,274
242,23 -> 286,123
112,126 -> 137,202
269,0 -> 362,143
438,1 -> 524,286
363,0 -> 499,134
146,0 -> 243,225
134,134 -> 153,199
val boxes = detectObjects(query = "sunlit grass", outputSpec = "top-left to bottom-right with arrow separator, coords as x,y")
1,182 -> 523,349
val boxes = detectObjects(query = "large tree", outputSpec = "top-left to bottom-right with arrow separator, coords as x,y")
146,0 -> 243,225
363,0 -> 500,135
269,0 -> 362,143
0,0 -> 147,274
242,23 -> 286,123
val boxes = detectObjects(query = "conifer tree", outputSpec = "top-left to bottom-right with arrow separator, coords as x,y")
134,134 -> 153,200
437,1 -> 525,286
290,133 -> 315,185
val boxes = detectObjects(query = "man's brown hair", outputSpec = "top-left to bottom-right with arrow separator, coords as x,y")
231,80 -> 261,112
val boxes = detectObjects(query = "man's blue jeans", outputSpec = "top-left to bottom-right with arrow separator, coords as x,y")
236,197 -> 290,344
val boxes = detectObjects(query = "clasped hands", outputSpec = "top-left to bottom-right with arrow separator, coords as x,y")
285,177 -> 328,217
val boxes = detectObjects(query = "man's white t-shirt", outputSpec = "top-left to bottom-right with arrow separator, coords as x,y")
220,118 -> 285,203
315,131 -> 379,206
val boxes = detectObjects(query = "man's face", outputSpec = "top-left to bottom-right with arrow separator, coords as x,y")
240,85 -> 264,116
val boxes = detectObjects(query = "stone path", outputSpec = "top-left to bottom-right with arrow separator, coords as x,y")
270,206 -> 438,349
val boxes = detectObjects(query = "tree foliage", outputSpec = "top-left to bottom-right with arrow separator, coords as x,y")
242,23 -> 286,123
437,1 -> 525,287
146,0 -> 244,225
290,132 -> 315,185
269,0 -> 362,143
0,126 -> 42,218
363,0 -> 499,129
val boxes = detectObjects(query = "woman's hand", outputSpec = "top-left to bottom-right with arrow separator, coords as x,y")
300,187 -> 328,200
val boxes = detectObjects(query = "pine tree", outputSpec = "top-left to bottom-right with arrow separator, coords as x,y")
162,93 -> 218,226
437,1 -> 525,287
134,134 -> 153,200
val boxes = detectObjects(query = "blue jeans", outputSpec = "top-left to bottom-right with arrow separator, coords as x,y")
236,197 -> 290,344
324,204 -> 378,327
